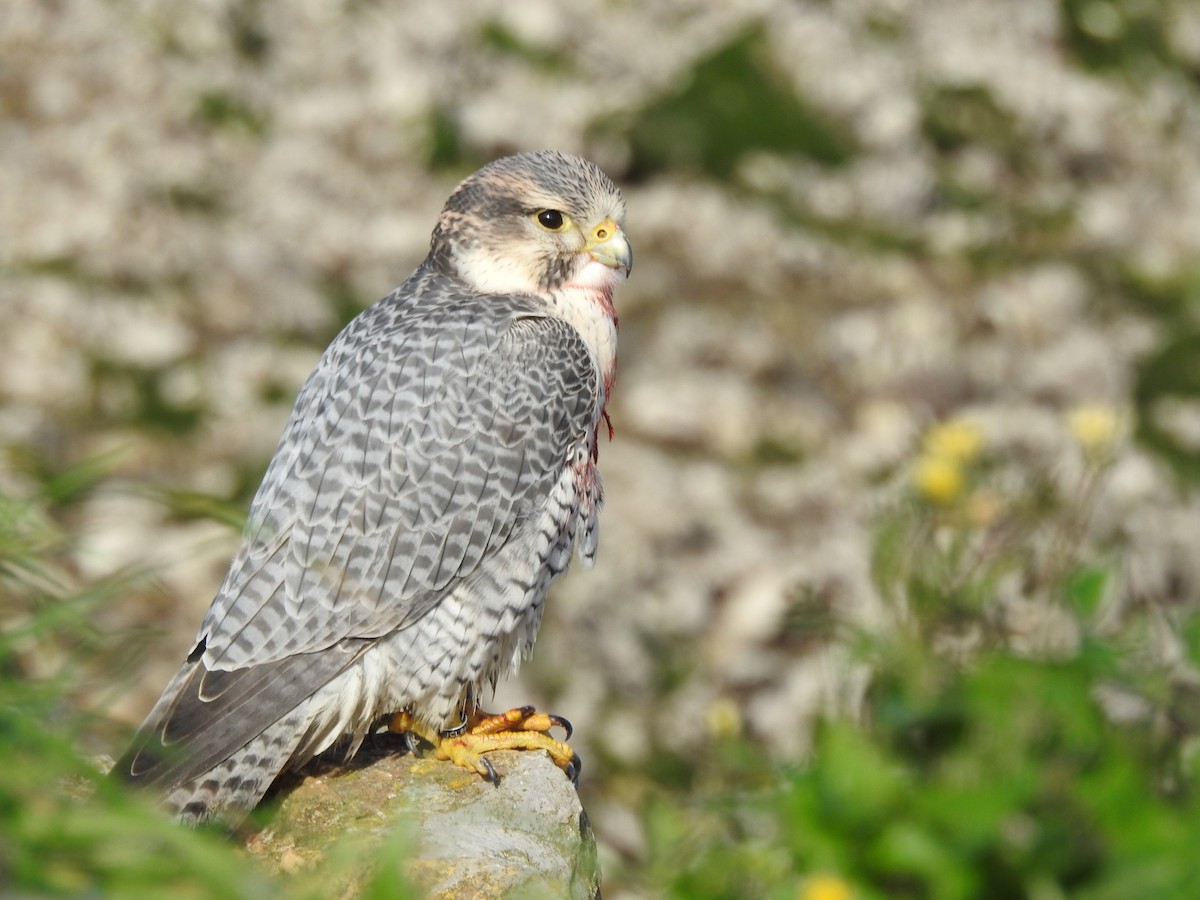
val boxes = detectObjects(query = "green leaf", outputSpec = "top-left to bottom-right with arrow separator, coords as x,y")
1066,566 -> 1110,617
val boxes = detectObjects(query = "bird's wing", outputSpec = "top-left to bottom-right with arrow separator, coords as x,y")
119,281 -> 601,788
117,639 -> 368,790
203,285 -> 600,671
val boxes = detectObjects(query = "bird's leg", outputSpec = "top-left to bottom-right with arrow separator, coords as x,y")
388,705 -> 580,784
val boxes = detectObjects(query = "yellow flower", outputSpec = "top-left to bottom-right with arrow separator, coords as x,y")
704,697 -> 743,739
913,454 -> 964,505
799,874 -> 854,900
922,419 -> 984,463
1068,404 -> 1121,456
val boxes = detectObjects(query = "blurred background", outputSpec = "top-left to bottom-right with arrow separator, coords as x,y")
6,0 -> 1200,896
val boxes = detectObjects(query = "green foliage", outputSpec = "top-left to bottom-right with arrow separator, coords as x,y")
3,447 -> 117,512
921,83 -> 1023,160
1060,0 -> 1178,74
614,434 -> 1200,898
193,90 -> 269,136
147,486 -> 248,530
624,618 -> 1200,899
224,0 -> 272,64
0,479 -> 268,896
1135,333 -> 1200,483
1,694 -> 276,896
1099,216 -> 1200,487
0,477 -> 419,898
318,269 -> 375,340
426,106 -> 468,170
1,455 -> 140,690
611,30 -> 856,179
478,20 -> 573,74
87,357 -> 207,435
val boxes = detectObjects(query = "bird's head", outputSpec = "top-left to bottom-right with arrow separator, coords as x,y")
428,150 -> 631,297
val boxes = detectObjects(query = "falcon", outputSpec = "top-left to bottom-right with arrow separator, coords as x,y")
115,150 -> 631,825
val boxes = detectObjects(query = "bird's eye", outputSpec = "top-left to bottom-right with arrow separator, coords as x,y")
536,209 -> 566,230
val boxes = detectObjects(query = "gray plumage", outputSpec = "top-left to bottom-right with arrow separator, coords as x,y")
116,151 -> 630,824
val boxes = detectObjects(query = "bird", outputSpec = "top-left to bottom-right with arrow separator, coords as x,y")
115,150 -> 631,825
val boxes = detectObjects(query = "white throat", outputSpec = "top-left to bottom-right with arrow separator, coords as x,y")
547,260 -> 622,392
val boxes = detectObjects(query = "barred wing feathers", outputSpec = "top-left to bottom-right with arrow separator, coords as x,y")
119,269 -> 600,790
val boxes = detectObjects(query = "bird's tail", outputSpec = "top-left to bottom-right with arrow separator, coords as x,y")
167,710 -> 310,825
111,658 -> 313,826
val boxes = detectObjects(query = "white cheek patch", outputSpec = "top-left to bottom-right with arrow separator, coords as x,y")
455,246 -> 544,295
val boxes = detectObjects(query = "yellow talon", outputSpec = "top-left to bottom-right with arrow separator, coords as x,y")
388,706 -> 581,783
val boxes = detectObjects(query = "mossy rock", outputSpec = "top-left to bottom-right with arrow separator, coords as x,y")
249,735 -> 599,899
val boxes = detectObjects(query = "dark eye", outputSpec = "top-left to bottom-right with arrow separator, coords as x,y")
536,209 -> 565,230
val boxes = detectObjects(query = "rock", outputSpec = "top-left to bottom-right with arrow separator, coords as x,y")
248,734 -> 600,899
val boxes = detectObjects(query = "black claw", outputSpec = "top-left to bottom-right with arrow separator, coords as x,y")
480,755 -> 499,785
565,752 -> 582,785
515,704 -> 536,718
548,713 -> 573,741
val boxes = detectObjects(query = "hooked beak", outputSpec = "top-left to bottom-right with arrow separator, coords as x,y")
585,217 -> 632,274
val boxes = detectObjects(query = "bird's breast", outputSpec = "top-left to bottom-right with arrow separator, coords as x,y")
548,280 -> 619,396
